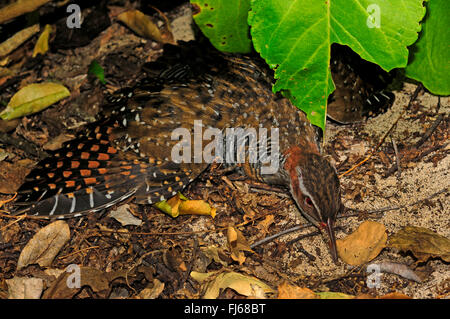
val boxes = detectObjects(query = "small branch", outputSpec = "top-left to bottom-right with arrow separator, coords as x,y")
250,225 -> 311,249
392,139 -> 401,178
344,187 -> 448,216
415,113 -> 445,148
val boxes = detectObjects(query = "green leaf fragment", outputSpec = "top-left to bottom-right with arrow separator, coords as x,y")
405,0 -> 450,95
88,60 -> 106,84
0,82 -> 70,120
191,0 -> 252,53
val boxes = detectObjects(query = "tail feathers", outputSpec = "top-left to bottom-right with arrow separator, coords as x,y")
13,186 -> 137,218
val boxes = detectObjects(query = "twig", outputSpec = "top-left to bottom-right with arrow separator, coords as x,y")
415,113 -> 445,148
392,139 -> 401,178
412,142 -> 449,162
286,230 -> 321,246
178,238 -> 199,290
339,84 -> 423,178
250,225 -> 311,249
344,187 -> 448,216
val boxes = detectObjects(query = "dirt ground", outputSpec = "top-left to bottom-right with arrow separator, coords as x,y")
0,2 -> 448,299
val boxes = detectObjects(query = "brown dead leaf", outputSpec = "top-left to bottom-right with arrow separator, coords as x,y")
388,226 -> 450,262
277,282 -> 319,299
256,214 -> 275,235
191,271 -> 274,299
117,10 -> 168,43
227,226 -> 254,265
42,266 -> 109,299
136,279 -> 165,299
200,245 -> 229,267
0,160 -> 33,193
108,204 -> 142,226
337,220 -> 387,265
17,220 -> 70,270
6,277 -> 44,299
43,133 -> 75,151
378,292 -> 412,299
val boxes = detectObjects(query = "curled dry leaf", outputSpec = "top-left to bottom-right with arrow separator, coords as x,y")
277,282 -> 318,299
336,220 -> 387,265
6,277 -> 44,299
155,193 -> 216,218
32,24 -> 52,57
117,10 -> 167,43
191,271 -> 274,299
136,279 -> 165,299
0,24 -> 39,57
256,214 -> 275,235
200,245 -> 229,267
227,226 -> 254,265
1,82 -> 70,120
388,226 -> 450,262
17,220 -> 70,270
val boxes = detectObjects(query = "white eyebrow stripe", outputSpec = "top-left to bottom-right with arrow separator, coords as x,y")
296,168 -> 322,222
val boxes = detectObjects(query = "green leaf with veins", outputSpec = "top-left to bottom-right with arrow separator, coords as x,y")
249,0 -> 426,130
191,0 -> 252,53
405,0 -> 450,95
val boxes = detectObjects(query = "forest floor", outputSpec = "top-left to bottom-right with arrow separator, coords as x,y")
0,1 -> 448,299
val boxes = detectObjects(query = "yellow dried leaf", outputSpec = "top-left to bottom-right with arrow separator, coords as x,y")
388,226 -> 450,262
154,193 -> 216,218
227,226 -> 254,265
336,220 -> 387,265
0,0 -> 51,24
32,24 -> 52,57
277,282 -> 319,299
179,199 -> 216,217
117,10 -> 165,42
1,82 -> 70,120
0,24 -> 39,57
192,271 -> 274,299
317,291 -> 355,299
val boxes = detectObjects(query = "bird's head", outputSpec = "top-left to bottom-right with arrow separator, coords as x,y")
282,146 -> 342,263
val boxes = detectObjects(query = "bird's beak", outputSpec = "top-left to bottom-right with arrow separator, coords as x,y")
325,217 -> 338,263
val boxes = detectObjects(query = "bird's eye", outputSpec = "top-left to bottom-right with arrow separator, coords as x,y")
304,196 -> 313,207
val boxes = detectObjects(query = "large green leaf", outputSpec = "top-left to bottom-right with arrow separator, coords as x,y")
191,0 -> 252,53
405,0 -> 450,95
249,0 -> 426,130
